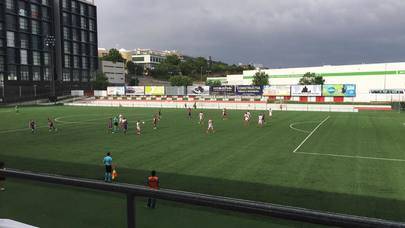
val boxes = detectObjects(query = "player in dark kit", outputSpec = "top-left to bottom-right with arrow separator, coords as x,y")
48,118 -> 56,132
222,108 -> 228,120
158,109 -> 162,120
29,120 -> 36,133
188,107 -> 192,119
122,117 -> 128,134
153,115 -> 158,129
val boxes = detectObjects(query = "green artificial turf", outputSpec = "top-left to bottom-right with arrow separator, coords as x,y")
1,105 -> 405,227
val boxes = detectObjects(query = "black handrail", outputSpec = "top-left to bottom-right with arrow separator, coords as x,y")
1,168 -> 404,228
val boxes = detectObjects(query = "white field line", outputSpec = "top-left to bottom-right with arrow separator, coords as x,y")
292,116 -> 330,153
0,114 -> 151,134
295,151 -> 405,162
289,121 -> 322,134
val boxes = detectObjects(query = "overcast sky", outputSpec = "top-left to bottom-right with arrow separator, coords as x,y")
95,0 -> 405,68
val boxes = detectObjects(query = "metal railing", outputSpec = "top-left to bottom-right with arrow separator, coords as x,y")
1,168 -> 405,228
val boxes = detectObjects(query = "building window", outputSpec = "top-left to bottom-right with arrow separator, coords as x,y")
72,29 -> 79,41
20,49 -> 28,65
0,73 -> 4,87
81,43 -> 88,54
0,22 -> 3,31
72,15 -> 78,27
80,17 -> 87,29
63,13 -> 69,25
73,43 -> 79,55
42,7 -> 49,20
73,70 -> 79,81
32,36 -> 40,49
81,71 -> 88,82
63,27 -> 70,39
133,56 -> 145,62
64,55 -> 70,67
33,68 -> 40,81
20,36 -> 29,49
18,1 -> 27,16
6,15 -> 17,30
89,6 -> 95,18
89,32 -> 95,43
31,20 -> 40,34
7,48 -> 16,64
62,0 -> 67,9
81,30 -> 87,42
42,0 -> 48,5
73,56 -> 79,68
6,0 -> 15,10
0,57 -> 4,72
42,22 -> 50,35
20,67 -> 29,81
8,65 -> 17,81
31,4 -> 39,19
71,1 -> 77,12
82,57 -> 88,69
62,70 -> 70,81
33,51 -> 40,65
80,3 -> 86,15
19,17 -> 28,30
64,42 -> 70,54
89,20 -> 95,31
43,68 -> 50,81
43,52 -> 49,65
6,32 -> 15,47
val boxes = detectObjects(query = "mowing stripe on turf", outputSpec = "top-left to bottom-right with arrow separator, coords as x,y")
295,151 -> 405,162
292,116 -> 330,153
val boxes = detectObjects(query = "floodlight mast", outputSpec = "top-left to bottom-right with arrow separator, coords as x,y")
44,35 -> 56,99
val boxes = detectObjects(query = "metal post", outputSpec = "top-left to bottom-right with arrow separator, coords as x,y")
126,193 -> 136,228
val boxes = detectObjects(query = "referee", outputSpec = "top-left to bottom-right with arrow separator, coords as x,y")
103,152 -> 113,183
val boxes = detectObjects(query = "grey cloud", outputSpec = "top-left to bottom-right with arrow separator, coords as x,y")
95,0 -> 405,67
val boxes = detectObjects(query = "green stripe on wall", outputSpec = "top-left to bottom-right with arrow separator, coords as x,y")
243,70 -> 405,79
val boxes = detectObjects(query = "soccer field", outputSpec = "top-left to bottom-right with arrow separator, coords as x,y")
1,105 -> 405,227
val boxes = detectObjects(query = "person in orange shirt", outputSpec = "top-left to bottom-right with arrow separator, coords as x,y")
147,170 -> 159,208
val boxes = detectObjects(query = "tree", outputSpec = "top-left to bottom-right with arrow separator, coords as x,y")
128,77 -> 139,86
102,48 -> 125,63
206,80 -> 222,86
126,61 -> 143,76
165,55 -> 181,65
92,72 -> 109,90
299,72 -> 325,85
169,75 -> 193,86
252,71 -> 269,86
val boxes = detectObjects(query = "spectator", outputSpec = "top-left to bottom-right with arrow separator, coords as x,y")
147,170 -> 159,208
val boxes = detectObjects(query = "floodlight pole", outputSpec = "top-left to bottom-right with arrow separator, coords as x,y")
44,35 -> 56,99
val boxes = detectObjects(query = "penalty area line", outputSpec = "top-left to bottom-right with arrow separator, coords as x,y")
292,116 -> 330,153
295,151 -> 405,162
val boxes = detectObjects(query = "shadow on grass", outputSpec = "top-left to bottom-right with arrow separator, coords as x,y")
2,154 -> 405,222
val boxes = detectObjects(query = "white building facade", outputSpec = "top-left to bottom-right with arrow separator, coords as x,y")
101,60 -> 125,85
